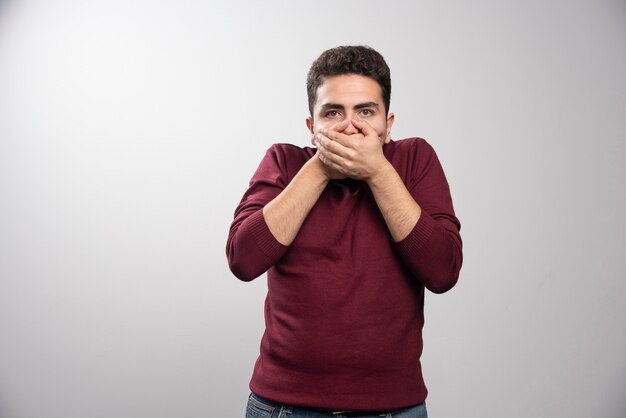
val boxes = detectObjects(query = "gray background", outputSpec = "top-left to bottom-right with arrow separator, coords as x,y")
1,0 -> 625,417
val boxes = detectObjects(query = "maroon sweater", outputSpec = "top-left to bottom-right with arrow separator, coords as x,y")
226,138 -> 462,411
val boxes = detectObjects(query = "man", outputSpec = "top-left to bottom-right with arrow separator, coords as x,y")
227,45 -> 462,418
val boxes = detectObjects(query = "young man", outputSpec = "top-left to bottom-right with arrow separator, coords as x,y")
227,46 -> 462,418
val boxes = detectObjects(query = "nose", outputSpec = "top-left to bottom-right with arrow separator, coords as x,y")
341,118 -> 359,135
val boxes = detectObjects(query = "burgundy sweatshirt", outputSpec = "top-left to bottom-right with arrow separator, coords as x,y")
226,138 -> 462,411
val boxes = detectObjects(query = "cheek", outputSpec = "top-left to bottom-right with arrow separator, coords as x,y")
373,121 -> 388,138
313,120 -> 332,133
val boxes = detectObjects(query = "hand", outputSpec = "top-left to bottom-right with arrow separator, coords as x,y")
311,120 -> 348,180
314,118 -> 388,180
311,152 -> 347,180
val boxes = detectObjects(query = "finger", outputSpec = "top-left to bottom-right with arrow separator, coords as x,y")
317,132 -> 353,162
329,119 -> 348,133
351,118 -> 377,139
320,129 -> 363,147
319,121 -> 347,138
316,132 -> 353,158
317,142 -> 346,168
312,131 -> 331,147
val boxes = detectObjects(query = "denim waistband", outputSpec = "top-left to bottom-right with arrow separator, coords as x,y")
250,392 -> 423,416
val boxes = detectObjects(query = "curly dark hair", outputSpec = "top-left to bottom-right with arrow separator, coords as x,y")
306,45 -> 391,116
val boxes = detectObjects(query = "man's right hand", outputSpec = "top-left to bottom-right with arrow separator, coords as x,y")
311,120 -> 348,180
311,153 -> 347,180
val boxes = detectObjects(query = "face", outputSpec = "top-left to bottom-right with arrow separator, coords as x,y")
306,74 -> 394,143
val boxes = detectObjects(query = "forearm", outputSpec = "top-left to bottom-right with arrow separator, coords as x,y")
263,156 -> 329,245
367,161 -> 422,242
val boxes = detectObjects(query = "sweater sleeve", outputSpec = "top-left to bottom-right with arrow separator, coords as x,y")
226,145 -> 290,281
393,140 -> 463,293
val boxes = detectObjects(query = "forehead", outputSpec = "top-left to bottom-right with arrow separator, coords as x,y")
314,74 -> 383,108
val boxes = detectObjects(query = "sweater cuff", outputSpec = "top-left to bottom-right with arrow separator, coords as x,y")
247,209 -> 289,260
394,211 -> 436,258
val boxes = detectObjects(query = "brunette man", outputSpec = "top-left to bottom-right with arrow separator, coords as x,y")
227,45 -> 462,418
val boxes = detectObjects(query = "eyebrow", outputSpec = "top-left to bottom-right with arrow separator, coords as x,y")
320,102 -> 380,111
320,103 -> 344,111
354,101 -> 379,110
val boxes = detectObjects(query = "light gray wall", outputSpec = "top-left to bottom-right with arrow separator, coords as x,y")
0,0 -> 624,417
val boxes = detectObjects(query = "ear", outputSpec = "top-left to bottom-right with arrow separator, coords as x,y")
306,116 -> 314,134
384,112 -> 395,143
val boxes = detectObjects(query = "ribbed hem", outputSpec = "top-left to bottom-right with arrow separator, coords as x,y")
394,211 -> 435,258
247,210 -> 289,261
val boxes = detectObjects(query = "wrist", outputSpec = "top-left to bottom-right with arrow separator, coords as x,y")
304,156 -> 333,184
366,159 -> 394,187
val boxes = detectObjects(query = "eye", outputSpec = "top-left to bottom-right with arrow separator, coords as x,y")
324,110 -> 341,118
360,109 -> 374,116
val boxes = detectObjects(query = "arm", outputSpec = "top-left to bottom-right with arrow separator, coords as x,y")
366,160 -> 422,242
226,144 -> 340,281
226,145 -> 290,281
262,156 -> 330,246
315,121 -> 462,293
263,120 -> 350,244
390,141 -> 462,293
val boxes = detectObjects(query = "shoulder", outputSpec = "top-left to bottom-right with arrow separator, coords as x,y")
266,142 -> 314,158
263,143 -> 315,166
385,137 -> 446,187
386,137 -> 436,155
385,137 -> 439,166
256,143 -> 315,180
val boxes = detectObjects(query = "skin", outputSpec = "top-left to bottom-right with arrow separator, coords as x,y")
263,74 -> 422,245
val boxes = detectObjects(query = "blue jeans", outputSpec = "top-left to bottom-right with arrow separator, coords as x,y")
246,393 -> 428,418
